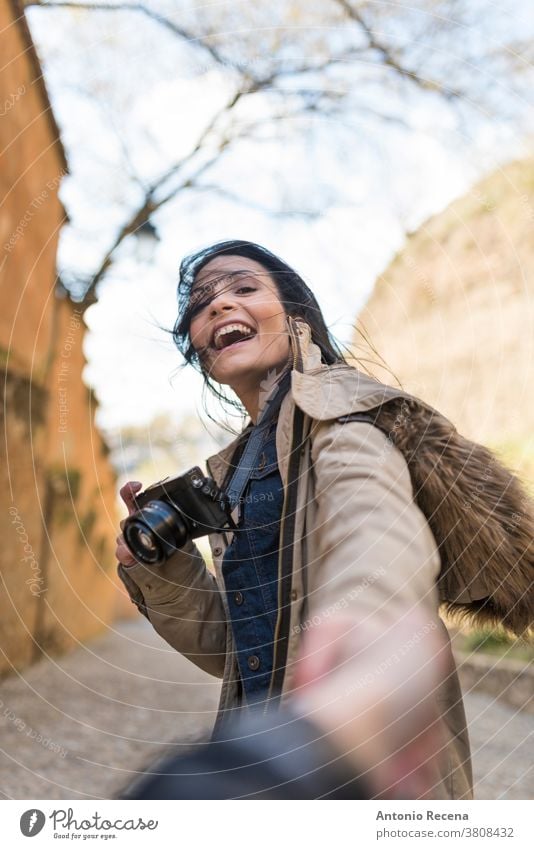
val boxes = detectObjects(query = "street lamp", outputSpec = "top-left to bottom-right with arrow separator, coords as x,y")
135,219 -> 160,263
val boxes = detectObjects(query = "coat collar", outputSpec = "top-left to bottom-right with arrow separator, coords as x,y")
287,315 -> 407,420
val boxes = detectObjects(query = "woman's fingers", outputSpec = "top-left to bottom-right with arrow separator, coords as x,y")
115,532 -> 138,567
117,481 -> 143,565
293,616 -> 356,692
292,609 -> 447,799
119,480 -> 143,516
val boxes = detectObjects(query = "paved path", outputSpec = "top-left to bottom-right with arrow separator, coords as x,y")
464,691 -> 533,799
0,620 -> 531,799
0,620 -> 220,799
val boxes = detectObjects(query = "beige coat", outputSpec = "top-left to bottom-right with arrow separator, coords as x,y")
118,317 -> 474,800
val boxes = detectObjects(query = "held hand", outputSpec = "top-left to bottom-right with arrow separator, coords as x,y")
292,609 -> 447,799
115,481 -> 143,567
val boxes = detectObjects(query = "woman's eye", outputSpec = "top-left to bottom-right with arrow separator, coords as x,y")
236,286 -> 256,294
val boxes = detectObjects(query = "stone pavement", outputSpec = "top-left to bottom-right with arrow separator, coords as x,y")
0,620 -> 532,799
464,691 -> 533,799
0,620 -> 220,799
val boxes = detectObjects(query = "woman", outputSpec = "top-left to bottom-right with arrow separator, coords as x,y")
116,240 -> 533,800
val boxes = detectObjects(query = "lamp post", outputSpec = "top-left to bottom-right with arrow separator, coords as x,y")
135,219 -> 160,263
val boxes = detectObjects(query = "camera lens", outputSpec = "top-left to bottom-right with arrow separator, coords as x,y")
138,530 -> 156,551
123,500 -> 189,566
127,527 -> 160,560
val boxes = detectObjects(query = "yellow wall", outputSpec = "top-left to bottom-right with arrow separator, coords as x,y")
0,1 -> 127,677
356,158 -> 534,482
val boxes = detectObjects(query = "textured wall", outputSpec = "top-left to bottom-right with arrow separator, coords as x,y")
356,158 -> 534,482
0,1 -> 126,677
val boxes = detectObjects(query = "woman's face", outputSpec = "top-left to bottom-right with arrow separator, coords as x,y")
188,255 -> 291,389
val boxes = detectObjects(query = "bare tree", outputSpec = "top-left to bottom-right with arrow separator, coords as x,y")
24,0 -> 533,309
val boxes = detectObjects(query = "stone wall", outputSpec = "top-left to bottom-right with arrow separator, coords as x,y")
356,158 -> 534,482
0,1 -> 127,677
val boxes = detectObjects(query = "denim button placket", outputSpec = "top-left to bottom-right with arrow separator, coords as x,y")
246,427 -> 281,621
221,421 -> 283,701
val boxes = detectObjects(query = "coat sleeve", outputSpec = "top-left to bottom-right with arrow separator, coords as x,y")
117,538 -> 227,679
307,419 -> 442,628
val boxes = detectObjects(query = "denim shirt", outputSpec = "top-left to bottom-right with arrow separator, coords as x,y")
221,420 -> 283,705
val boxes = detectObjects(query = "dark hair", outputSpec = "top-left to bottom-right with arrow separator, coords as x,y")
172,239 -> 347,423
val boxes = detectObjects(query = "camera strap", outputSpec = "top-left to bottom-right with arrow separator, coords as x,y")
225,425 -> 268,511
225,369 -> 290,511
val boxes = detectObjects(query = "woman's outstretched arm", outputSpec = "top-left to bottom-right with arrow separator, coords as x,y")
307,419 -> 442,632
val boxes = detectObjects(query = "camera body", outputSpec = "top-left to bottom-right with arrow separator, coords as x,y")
122,467 -> 234,567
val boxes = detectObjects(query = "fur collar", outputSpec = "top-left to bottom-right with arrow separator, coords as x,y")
370,397 -> 534,637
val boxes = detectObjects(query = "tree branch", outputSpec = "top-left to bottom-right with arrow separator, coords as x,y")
24,0 -> 232,70
29,0 -> 474,307
76,85 -> 253,309
332,0 -> 461,99
187,183 -> 321,220
75,50 -> 361,309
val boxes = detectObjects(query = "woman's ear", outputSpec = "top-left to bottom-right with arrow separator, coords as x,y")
285,313 -> 305,329
289,315 -> 311,336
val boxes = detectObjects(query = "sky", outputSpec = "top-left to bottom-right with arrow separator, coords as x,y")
26,1 -> 534,439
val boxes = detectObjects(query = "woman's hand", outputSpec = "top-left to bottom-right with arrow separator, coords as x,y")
292,609 -> 446,799
115,480 -> 143,567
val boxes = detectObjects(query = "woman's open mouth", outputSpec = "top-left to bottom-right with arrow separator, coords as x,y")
212,323 -> 257,352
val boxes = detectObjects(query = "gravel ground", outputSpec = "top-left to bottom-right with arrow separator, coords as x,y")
0,619 -> 531,799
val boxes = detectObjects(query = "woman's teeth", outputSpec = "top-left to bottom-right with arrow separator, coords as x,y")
213,323 -> 255,350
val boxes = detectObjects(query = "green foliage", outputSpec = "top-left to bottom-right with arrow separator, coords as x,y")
95,535 -> 110,567
490,436 -> 534,494
47,464 -> 81,500
46,465 -> 82,527
79,508 -> 97,544
462,629 -> 534,662
3,367 -> 48,429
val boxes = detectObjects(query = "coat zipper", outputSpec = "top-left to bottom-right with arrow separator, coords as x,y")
288,315 -> 303,372
263,316 -> 305,713
263,403 -> 305,713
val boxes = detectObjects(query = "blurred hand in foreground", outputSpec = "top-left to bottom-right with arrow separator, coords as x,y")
291,608 -> 447,799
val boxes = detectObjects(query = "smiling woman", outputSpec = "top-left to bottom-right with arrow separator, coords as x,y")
114,239 -> 534,800
172,240 -> 346,424
187,258 -> 293,423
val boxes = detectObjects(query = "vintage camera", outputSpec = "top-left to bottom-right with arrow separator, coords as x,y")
122,467 -> 235,567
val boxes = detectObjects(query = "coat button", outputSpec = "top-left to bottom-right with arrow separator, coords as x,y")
213,546 -> 222,556
290,589 -> 297,600
247,655 -> 260,671
234,591 -> 244,605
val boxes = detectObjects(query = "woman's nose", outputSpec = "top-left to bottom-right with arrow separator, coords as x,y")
209,292 -> 236,316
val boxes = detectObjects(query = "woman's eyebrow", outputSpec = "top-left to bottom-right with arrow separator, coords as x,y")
190,270 -> 263,306
189,276 -> 226,306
